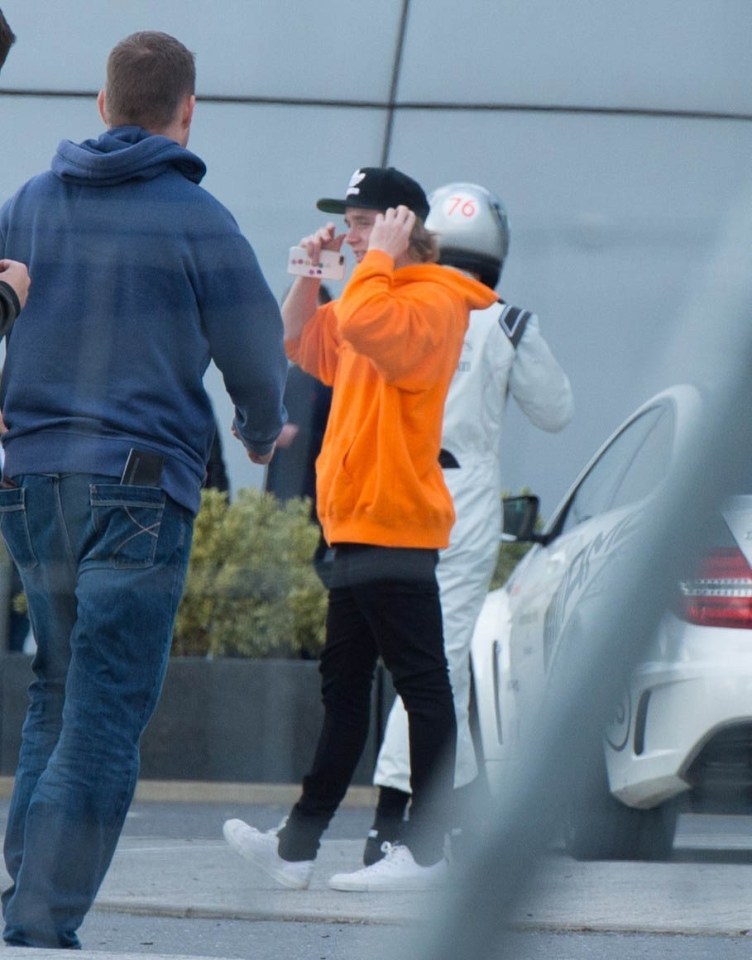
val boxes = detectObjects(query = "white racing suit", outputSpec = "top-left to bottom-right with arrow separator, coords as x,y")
373,300 -> 574,791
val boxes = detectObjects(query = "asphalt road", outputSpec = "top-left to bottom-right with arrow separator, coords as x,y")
75,914 -> 752,960
2,796 -> 752,959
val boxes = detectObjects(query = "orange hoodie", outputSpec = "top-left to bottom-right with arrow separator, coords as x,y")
286,249 -> 498,548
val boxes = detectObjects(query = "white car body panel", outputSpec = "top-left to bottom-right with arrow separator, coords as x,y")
472,384 -> 752,821
470,588 -> 514,777
607,613 -> 752,807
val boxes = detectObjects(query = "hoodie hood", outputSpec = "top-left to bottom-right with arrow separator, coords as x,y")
51,125 -> 206,187
396,261 -> 499,313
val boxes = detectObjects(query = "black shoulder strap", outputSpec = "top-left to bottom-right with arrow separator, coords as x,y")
497,303 -> 532,349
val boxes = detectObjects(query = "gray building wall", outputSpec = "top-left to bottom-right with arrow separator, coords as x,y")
1,0 -> 750,516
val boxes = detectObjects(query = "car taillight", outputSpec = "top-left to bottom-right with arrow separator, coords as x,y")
679,547 -> 752,629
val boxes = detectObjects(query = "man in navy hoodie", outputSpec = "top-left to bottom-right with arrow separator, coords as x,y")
0,31 -> 287,948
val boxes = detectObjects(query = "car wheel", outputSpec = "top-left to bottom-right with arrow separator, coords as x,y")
562,755 -> 678,861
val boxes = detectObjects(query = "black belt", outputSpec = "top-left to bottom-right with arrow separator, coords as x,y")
438,449 -> 460,469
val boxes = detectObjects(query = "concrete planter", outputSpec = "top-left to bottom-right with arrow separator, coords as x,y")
0,654 -> 395,785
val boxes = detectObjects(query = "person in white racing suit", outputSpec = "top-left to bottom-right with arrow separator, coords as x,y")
364,182 -> 574,864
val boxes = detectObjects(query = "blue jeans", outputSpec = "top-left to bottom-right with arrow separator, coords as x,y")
0,474 -> 193,948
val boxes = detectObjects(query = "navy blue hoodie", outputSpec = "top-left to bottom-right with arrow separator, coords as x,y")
0,126 -> 287,513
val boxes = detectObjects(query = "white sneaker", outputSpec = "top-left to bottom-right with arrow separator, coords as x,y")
328,842 -> 448,892
222,818 -> 314,890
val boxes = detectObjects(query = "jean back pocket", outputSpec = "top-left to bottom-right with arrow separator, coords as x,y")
0,486 -> 38,570
89,484 -> 166,569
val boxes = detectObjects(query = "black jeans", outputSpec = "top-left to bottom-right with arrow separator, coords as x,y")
278,545 -> 457,866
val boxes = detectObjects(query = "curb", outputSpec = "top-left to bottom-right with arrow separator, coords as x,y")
0,776 -> 378,807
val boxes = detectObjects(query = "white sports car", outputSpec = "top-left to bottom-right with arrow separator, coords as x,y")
471,384 -> 752,860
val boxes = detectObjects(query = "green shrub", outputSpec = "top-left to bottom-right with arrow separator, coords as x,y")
172,487 -> 328,659
6,486 -> 542,655
490,538 -> 535,590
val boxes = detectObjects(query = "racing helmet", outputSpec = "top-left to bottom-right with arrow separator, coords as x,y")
425,182 -> 510,290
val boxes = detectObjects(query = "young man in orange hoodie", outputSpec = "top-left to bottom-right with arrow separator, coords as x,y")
224,167 -> 497,891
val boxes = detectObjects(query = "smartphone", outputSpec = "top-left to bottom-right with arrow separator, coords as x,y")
121,449 -> 165,486
287,246 -> 346,281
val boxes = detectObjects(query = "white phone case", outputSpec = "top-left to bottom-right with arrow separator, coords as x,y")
287,246 -> 346,281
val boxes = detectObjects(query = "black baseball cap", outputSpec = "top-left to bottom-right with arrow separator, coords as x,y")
317,167 -> 430,222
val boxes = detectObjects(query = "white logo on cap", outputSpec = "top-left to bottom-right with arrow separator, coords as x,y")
345,169 -> 367,198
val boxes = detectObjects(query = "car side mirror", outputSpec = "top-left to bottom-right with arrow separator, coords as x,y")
502,494 -> 542,542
